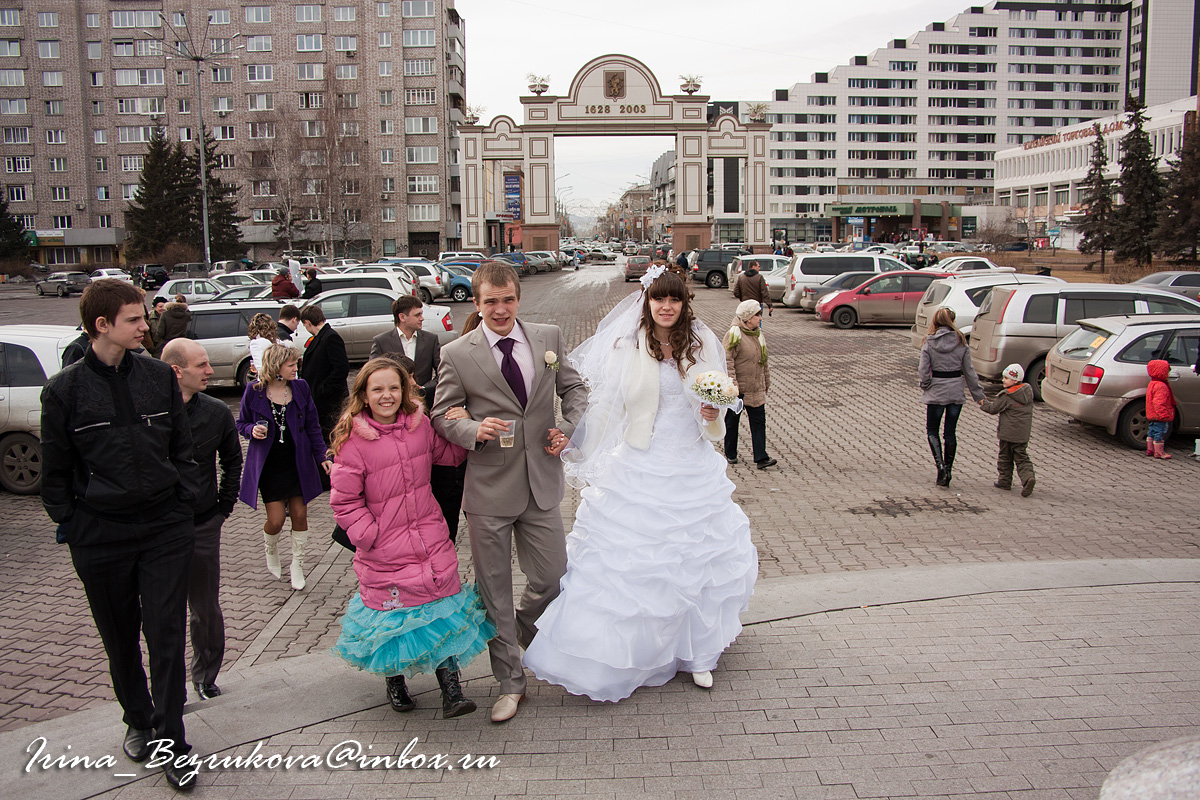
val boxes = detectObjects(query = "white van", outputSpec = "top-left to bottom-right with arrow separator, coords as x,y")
781,253 -> 909,308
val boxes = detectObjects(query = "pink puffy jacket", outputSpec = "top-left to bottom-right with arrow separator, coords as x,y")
331,411 -> 467,611
1146,359 -> 1176,422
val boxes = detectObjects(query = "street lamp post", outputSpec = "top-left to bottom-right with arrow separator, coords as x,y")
151,21 -> 241,267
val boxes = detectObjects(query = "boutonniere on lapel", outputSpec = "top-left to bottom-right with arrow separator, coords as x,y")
544,350 -> 560,372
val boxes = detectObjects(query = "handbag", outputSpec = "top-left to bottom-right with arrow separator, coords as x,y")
331,524 -> 355,552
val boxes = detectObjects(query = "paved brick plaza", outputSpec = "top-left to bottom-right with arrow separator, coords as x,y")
0,264 -> 1197,798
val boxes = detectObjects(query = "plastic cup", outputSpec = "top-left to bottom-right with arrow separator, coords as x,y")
499,420 -> 516,448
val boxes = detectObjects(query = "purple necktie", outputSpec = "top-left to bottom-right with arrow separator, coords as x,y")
496,337 -> 527,407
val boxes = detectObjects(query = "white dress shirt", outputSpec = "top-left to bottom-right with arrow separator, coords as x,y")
396,327 -> 418,361
482,321 -> 535,400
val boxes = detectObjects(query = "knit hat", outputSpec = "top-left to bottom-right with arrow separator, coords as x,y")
734,300 -> 762,322
1002,364 -> 1024,382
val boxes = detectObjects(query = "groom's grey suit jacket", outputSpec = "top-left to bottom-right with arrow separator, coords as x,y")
432,321 -> 587,517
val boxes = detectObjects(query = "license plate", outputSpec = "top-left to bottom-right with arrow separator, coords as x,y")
1051,365 -> 1068,385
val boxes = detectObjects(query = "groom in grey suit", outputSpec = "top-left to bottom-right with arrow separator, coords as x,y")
432,262 -> 587,722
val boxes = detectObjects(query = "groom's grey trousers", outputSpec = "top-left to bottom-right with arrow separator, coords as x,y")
465,490 -> 568,695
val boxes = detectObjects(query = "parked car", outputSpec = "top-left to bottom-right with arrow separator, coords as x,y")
400,261 -> 447,303
159,277 -> 223,304
581,248 -> 618,263
932,256 -> 1014,274
624,255 -> 653,282
0,325 -> 88,493
797,272 -> 878,313
493,252 -> 533,275
782,253 -> 910,308
35,272 -> 91,297
214,273 -> 265,289
816,271 -> 948,329
968,283 -> 1200,400
688,249 -> 737,288
171,262 -> 211,277
223,269 -> 278,285
1132,271 -> 1200,302
331,258 -> 364,269
130,264 -> 169,290
909,273 -> 1066,347
204,284 -> 274,303
525,252 -> 561,272
725,254 -> 792,289
318,271 -> 420,299
439,265 -> 474,302
296,288 -> 456,359
996,241 -> 1031,252
437,251 -> 486,262
1042,315 -> 1200,448
89,268 -> 132,282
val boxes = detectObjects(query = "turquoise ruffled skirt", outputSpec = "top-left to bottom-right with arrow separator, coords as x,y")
332,584 -> 496,678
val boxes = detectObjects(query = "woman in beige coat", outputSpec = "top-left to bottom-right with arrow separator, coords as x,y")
723,300 -> 776,469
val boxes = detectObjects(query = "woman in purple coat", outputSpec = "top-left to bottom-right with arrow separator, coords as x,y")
237,343 -> 332,591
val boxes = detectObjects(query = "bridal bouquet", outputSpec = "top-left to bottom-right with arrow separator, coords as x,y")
690,371 -> 741,410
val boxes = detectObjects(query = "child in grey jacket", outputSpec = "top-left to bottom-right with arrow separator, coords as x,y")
979,363 -> 1036,496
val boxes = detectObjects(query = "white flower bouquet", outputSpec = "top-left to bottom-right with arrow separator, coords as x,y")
689,371 -> 742,412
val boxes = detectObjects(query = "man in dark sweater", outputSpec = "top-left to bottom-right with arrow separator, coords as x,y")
40,280 -> 200,791
161,338 -> 242,702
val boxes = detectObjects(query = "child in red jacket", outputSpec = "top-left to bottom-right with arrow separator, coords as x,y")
1145,359 -> 1176,459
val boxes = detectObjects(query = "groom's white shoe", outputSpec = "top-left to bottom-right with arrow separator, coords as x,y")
691,671 -> 713,689
491,693 -> 524,723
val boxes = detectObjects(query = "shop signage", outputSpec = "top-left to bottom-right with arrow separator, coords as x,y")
1022,120 -> 1124,151
828,204 -> 907,216
503,173 -> 521,219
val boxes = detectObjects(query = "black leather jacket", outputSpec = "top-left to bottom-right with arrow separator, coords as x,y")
185,392 -> 242,523
40,349 -> 199,543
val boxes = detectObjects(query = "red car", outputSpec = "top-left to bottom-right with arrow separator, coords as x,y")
815,270 -> 948,329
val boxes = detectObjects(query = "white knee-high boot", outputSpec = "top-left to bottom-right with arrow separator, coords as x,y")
264,532 -> 281,579
290,530 -> 308,590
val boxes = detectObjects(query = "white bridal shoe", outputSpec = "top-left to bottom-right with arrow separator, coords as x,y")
691,671 -> 713,689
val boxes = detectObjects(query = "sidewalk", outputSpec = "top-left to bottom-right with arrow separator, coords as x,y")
4,559 -> 1198,800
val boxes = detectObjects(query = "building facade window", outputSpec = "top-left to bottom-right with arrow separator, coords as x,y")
405,146 -> 437,164
245,6 -> 272,23
408,175 -> 438,193
404,88 -> 436,105
402,1 -> 436,17
403,30 -> 436,47
408,204 -> 439,221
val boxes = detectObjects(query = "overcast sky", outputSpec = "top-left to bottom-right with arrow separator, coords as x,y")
455,0 -> 972,218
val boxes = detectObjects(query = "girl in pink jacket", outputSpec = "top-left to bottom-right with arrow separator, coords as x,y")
328,358 -> 494,718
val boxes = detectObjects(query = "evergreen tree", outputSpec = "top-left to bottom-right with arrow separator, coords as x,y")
0,195 -> 28,261
180,129 -> 246,262
1153,124 -> 1200,264
1112,95 -> 1164,269
1077,124 -> 1115,272
124,127 -> 190,259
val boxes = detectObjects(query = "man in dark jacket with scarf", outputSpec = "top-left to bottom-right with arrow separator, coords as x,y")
161,338 -> 242,702
732,262 -> 774,316
40,280 -> 200,791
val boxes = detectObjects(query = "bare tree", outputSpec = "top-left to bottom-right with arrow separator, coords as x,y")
245,113 -> 310,254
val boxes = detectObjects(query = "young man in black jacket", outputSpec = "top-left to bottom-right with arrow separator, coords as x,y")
298,304 -> 349,441
161,338 -> 242,703
40,280 -> 200,791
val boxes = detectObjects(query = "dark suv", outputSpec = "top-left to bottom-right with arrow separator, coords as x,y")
131,264 -> 169,290
688,250 -> 736,288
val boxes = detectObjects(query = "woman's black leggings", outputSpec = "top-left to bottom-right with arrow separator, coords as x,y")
926,403 -> 962,464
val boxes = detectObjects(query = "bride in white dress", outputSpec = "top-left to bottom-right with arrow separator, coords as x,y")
523,267 -> 759,702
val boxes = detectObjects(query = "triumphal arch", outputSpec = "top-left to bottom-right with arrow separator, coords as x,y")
457,54 -> 771,254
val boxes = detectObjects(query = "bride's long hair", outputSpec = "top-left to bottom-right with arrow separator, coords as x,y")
639,270 -> 700,376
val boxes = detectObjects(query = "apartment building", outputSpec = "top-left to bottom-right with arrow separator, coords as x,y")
755,0 -> 1181,245
0,1 -> 465,267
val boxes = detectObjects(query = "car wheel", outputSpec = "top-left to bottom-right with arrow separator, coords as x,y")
0,432 -> 42,495
1117,400 -> 1161,450
451,286 -> 470,302
236,358 -> 255,390
1028,357 -> 1047,402
36,285 -> 43,296
418,288 -> 433,304
705,271 -> 727,289
56,285 -> 66,297
528,262 -> 539,274
832,307 -> 857,329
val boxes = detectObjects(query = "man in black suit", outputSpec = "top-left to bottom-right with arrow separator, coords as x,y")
369,296 -> 440,402
298,305 -> 349,442
369,296 -> 464,542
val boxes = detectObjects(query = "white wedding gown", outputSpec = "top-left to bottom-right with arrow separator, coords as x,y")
523,359 -> 759,702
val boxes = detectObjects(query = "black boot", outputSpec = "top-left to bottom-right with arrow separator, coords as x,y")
435,662 -> 477,719
927,434 -> 947,486
386,675 -> 415,712
943,439 -> 956,488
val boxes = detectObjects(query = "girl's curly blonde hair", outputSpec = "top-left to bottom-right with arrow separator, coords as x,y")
247,312 -> 278,342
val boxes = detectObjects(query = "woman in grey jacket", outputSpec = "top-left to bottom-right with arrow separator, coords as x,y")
918,307 -> 984,487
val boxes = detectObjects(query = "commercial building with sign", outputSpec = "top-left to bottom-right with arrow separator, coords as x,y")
0,0 -> 467,267
752,0 -> 1197,245
994,95 -> 1197,250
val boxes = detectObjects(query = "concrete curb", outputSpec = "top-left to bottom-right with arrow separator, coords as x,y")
5,557 -> 1198,800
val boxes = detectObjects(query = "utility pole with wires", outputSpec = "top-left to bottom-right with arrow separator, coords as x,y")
144,12 -> 243,267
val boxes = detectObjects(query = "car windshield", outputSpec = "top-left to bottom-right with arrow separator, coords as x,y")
1055,326 -> 1110,360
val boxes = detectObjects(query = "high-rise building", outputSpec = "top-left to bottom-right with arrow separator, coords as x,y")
754,0 -> 1193,244
0,1 -> 466,268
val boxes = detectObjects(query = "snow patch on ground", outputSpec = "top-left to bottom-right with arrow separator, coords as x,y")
561,259 -> 623,289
